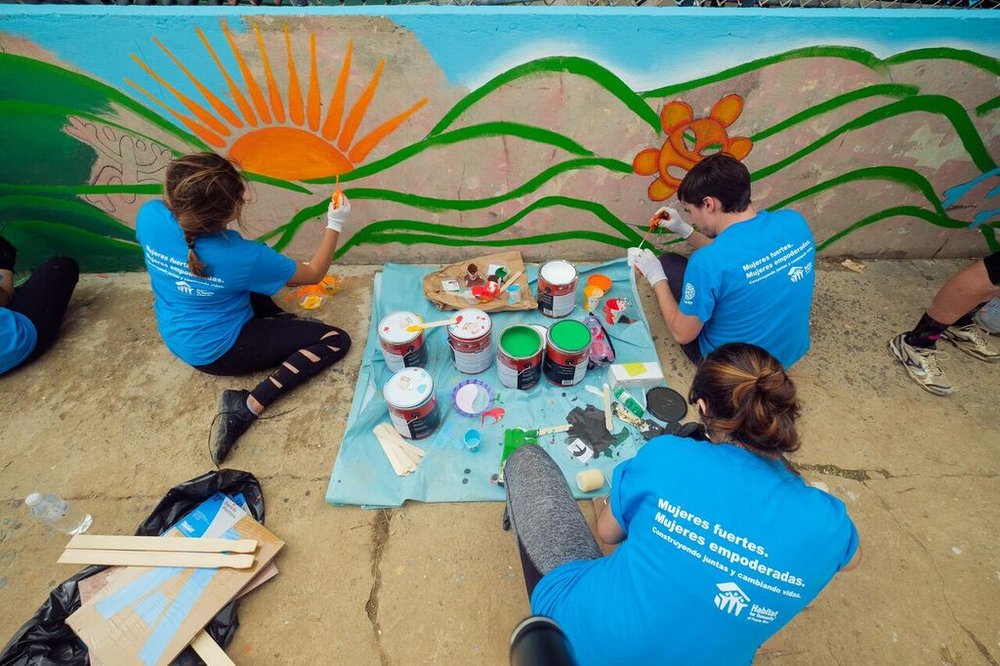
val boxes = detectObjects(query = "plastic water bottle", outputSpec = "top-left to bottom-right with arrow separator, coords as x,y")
974,297 -> 1000,335
25,493 -> 93,535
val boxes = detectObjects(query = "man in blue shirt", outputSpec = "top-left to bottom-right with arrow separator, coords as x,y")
632,153 -> 816,368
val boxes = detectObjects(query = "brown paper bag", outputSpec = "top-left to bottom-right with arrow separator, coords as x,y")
422,250 -> 538,313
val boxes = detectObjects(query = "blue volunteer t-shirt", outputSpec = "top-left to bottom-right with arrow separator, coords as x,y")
0,307 -> 37,375
135,201 -> 296,366
679,209 -> 815,367
531,436 -> 858,666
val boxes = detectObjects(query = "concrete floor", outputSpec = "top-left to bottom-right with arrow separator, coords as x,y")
0,258 -> 998,665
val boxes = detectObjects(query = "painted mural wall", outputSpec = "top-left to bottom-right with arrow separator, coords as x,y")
0,7 -> 998,272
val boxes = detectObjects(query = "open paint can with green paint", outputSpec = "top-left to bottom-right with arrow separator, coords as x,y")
497,324 -> 544,390
543,319 -> 592,387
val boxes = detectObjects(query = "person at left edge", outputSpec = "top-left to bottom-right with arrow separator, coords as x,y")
136,153 -> 352,464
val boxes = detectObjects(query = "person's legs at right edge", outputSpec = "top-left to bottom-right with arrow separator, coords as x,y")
8,257 -> 80,362
658,252 -> 702,365
504,445 -> 603,598
889,253 -> 1000,395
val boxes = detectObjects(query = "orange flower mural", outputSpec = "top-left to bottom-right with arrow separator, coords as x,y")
127,22 -> 427,182
632,94 -> 753,201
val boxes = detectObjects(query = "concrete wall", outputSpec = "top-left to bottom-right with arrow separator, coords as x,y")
1,7 -> 997,272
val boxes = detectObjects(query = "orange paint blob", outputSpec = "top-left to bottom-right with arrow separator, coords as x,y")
228,127 -> 353,180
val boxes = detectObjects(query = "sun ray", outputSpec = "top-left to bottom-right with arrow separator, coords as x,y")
321,40 -> 352,141
348,98 -> 428,164
221,20 -> 272,124
130,54 -> 230,138
253,23 -> 285,123
126,78 -> 226,148
284,25 -> 304,127
196,26 -> 257,127
338,59 -> 385,152
152,37 -> 243,129
307,33 -> 321,132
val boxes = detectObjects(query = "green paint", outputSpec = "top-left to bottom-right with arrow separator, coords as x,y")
975,96 -> 1000,117
0,184 -> 162,195
983,227 -> 999,253
641,46 -> 996,98
0,195 -> 137,242
752,95 -> 995,182
751,84 -> 919,142
1,219 -> 141,273
548,320 -> 591,353
817,206 -> 960,252
499,326 -> 542,358
310,122 -> 595,185
428,57 -> 660,137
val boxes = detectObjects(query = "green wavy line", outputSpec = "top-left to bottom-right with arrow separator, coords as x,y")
641,46 -> 997,98
976,96 -> 1000,117
339,229 -> 633,253
307,121 -> 596,186
0,194 -> 136,242
817,206 -> 965,252
753,95 -> 995,182
751,84 -> 919,142
770,166 -> 952,218
345,158 -> 632,212
335,195 -> 644,257
0,183 -> 162,195
264,158 -> 633,249
428,57 -> 660,137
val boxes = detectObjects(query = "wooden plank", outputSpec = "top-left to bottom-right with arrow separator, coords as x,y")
58,549 -> 255,569
67,535 -> 257,554
190,630 -> 236,666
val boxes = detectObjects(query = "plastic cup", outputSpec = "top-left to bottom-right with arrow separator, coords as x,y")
583,285 -> 604,312
508,283 -> 522,304
627,248 -> 641,267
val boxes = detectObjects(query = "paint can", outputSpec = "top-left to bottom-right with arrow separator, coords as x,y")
378,311 -> 428,372
497,325 -> 544,390
448,309 -> 493,375
383,367 -> 440,440
537,260 -> 578,318
543,319 -> 592,387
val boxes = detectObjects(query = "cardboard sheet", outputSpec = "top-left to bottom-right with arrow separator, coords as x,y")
421,250 -> 537,313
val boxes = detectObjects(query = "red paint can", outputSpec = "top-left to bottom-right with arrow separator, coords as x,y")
497,324 -> 544,390
537,260 -> 578,318
378,311 -> 428,372
447,308 -> 493,375
383,367 -> 440,440
543,319 -> 592,386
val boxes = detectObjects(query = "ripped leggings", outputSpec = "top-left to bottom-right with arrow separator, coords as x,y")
195,294 -> 352,409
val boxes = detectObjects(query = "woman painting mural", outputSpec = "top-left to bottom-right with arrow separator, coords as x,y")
504,343 -> 860,664
137,153 -> 352,464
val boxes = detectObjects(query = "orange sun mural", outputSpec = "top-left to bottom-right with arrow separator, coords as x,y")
633,94 -> 753,202
126,22 -> 427,181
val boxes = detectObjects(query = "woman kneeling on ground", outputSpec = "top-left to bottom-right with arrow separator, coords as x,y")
504,342 -> 860,665
137,152 -> 352,464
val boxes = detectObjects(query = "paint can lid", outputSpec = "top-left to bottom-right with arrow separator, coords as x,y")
548,319 -> 591,353
540,260 -> 577,285
499,324 -> 543,358
378,311 -> 423,344
448,309 -> 491,340
645,386 -> 687,423
383,367 -> 434,409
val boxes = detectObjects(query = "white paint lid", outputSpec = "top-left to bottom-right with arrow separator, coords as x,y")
378,311 -> 423,344
540,260 -> 576,285
448,309 -> 491,340
383,367 -> 434,409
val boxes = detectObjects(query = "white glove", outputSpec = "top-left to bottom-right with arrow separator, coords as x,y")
326,194 -> 352,233
632,248 -> 667,288
651,207 -> 693,239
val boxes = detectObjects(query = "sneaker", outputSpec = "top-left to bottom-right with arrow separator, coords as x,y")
211,389 -> 258,464
941,324 -> 1000,362
888,334 -> 955,396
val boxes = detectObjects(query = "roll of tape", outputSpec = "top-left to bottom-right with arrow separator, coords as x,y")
575,468 -> 605,493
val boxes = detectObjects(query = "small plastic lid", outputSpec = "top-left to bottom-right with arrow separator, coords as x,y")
25,493 -> 42,506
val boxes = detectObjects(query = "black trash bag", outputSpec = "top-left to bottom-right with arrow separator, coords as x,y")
1,469 -> 264,666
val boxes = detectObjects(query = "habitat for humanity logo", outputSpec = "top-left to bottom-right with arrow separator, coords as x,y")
175,280 -> 194,294
787,266 -> 805,283
714,582 -> 750,616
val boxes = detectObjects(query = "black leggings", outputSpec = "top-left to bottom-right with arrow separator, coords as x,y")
195,294 -> 352,409
8,256 -> 79,364
657,252 -> 703,365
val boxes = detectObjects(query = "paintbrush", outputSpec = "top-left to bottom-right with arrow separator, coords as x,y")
497,269 -> 524,295
406,317 -> 460,333
523,424 -> 572,438
637,214 -> 661,250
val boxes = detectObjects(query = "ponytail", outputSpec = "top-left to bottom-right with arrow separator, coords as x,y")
689,343 -> 801,460
185,235 -> 207,278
